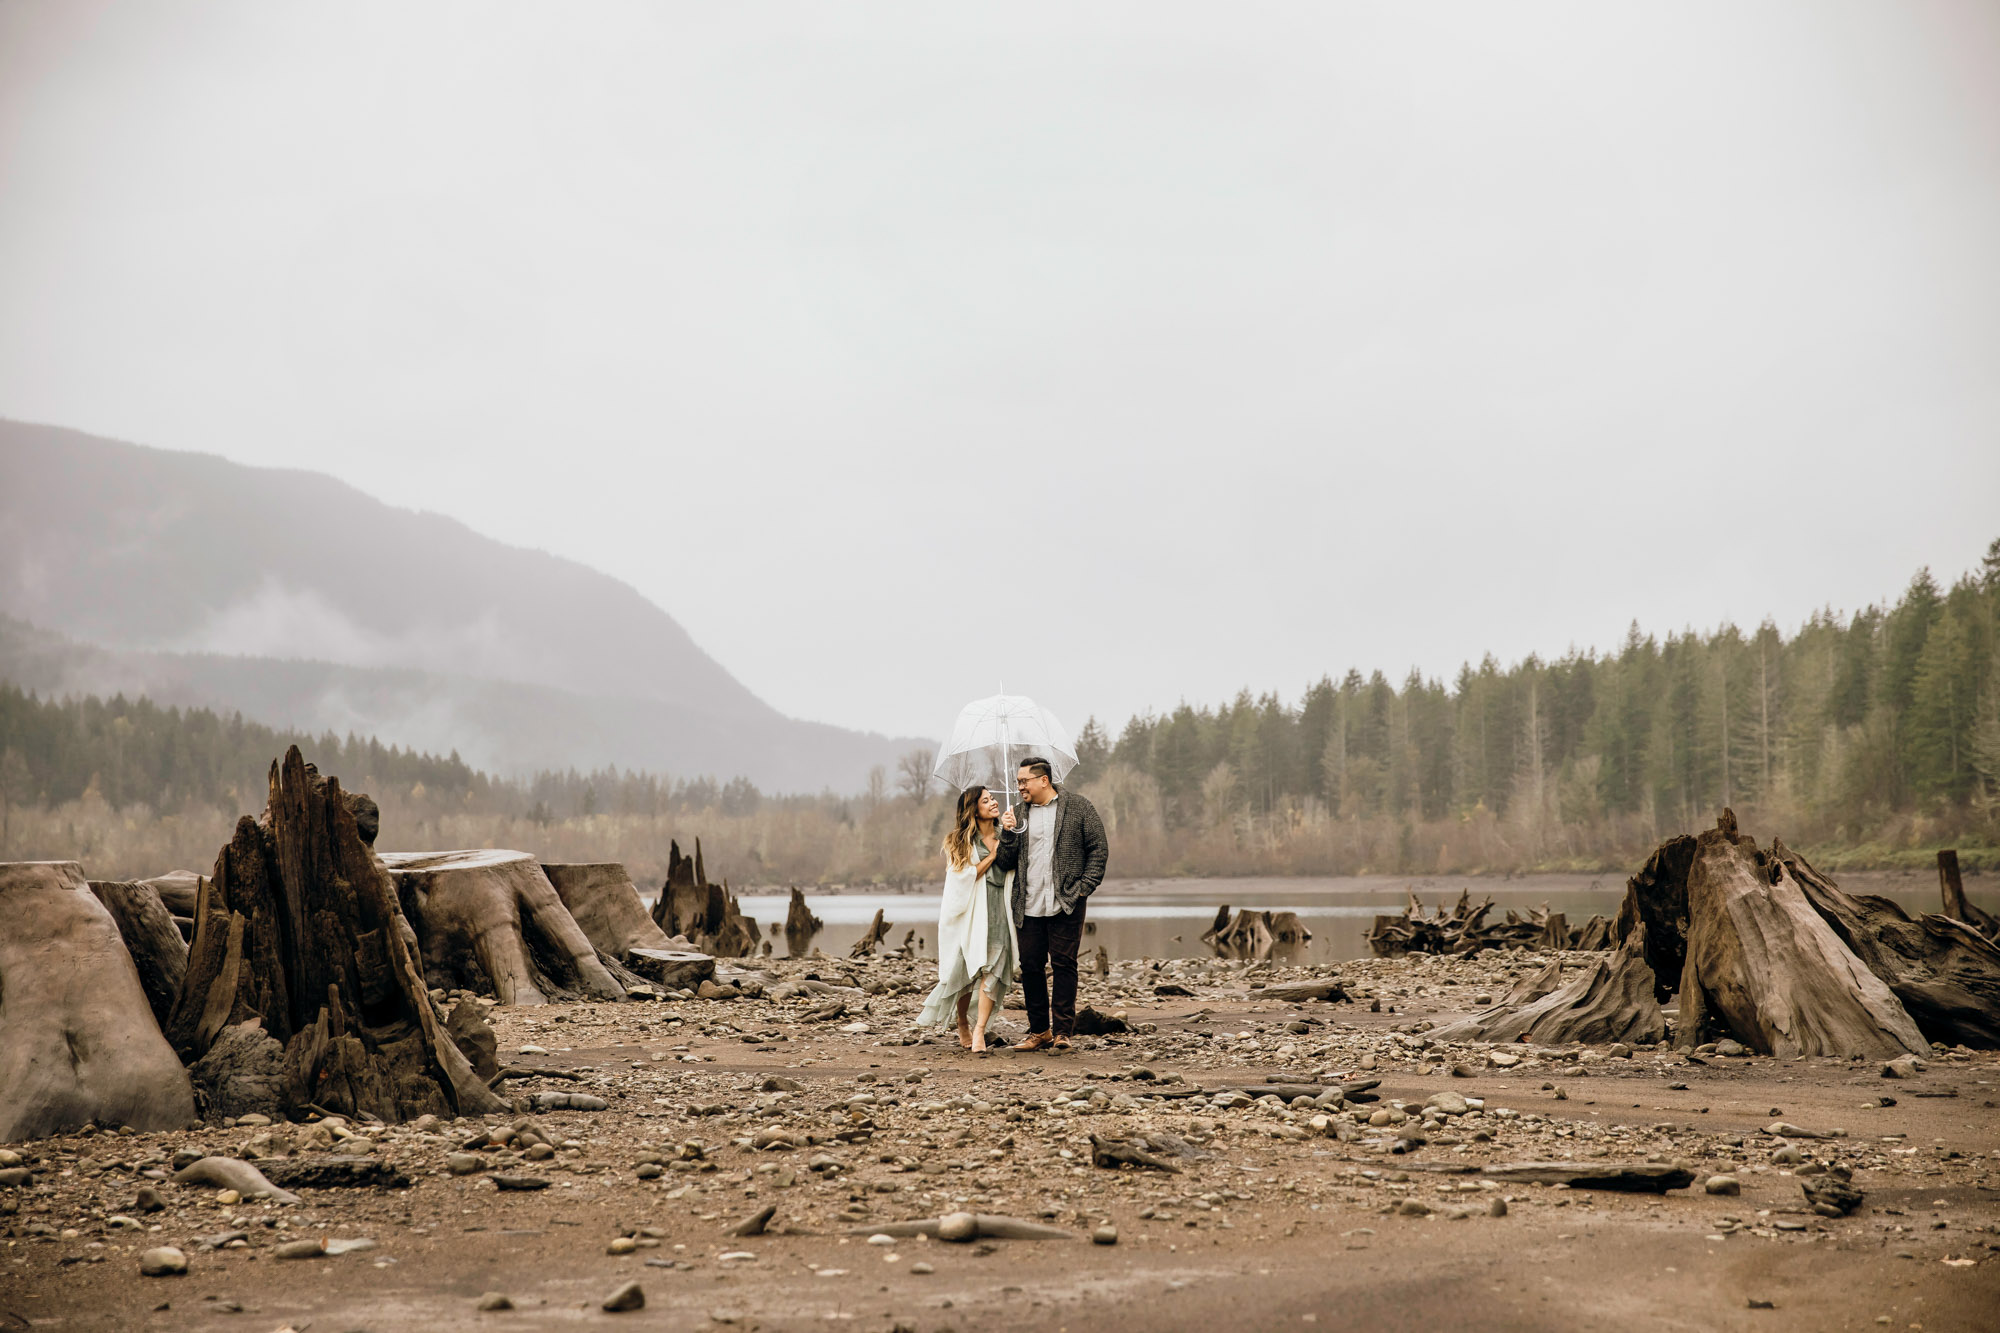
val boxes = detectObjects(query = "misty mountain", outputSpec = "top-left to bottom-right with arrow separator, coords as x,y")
0,420 -> 925,789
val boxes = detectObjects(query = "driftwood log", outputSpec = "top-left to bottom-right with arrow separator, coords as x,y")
648,840 -> 757,957
0,861 -> 196,1140
542,862 -> 671,956
849,908 -> 893,958
88,878 -> 189,1030
165,748 -> 507,1122
382,849 -> 625,1005
1480,1161 -> 1694,1192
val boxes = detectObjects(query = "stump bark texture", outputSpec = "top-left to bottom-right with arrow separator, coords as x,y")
648,840 -> 757,957
87,879 -> 189,1030
542,862 -> 671,956
382,849 -> 625,1005
165,749 -> 506,1122
0,861 -> 195,1140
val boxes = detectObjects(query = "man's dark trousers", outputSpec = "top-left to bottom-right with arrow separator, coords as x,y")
1018,902 -> 1087,1037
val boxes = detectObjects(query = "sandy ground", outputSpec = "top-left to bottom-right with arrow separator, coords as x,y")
4,949 -> 1998,1333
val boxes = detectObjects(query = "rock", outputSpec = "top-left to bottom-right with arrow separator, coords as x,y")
1396,1199 -> 1431,1217
477,1293 -> 514,1311
608,1237 -> 639,1255
0,1168 -> 36,1189
491,1175 -> 552,1191
1488,1199 -> 1508,1217
937,1212 -> 979,1242
910,1261 -> 935,1274
274,1239 -> 329,1259
1715,1039 -> 1747,1057
134,1186 -> 165,1213
1882,1054 -> 1927,1079
1426,1092 -> 1468,1115
447,1153 -> 486,1176
139,1247 -> 188,1276
1705,1175 -> 1741,1196
1486,1051 -> 1519,1068
728,1205 -> 777,1237
866,1233 -> 895,1246
1771,1146 -> 1803,1165
697,980 -> 741,1001
171,1157 -> 302,1205
602,1281 -> 646,1312
1093,1225 -> 1119,1245
1802,1177 -> 1864,1218
635,1163 -> 663,1180
760,1076 -> 802,1092
1608,1042 -> 1632,1058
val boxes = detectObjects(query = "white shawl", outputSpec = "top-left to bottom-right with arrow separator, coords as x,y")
936,855 -> 1017,983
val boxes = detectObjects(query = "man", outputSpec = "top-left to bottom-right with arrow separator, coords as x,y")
993,756 -> 1108,1052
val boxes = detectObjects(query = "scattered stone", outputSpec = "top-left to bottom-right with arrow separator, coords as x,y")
447,1153 -> 485,1176
729,1205 -> 777,1237
491,1175 -> 552,1191
1488,1199 -> 1508,1218
1715,1039 -> 1747,1057
602,1280 -> 646,1312
134,1186 -> 165,1213
139,1247 -> 187,1277
1093,1225 -> 1119,1245
1705,1175 -> 1741,1197
1802,1177 -> 1865,1218
477,1293 -> 514,1311
911,1261 -> 935,1274
937,1212 -> 979,1243
608,1237 -> 639,1255
1882,1055 -> 1927,1079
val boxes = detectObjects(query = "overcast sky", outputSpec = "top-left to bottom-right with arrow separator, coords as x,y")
3,2 -> 1997,743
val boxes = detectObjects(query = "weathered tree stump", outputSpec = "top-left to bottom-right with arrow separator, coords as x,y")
1430,923 -> 1665,1046
0,861 -> 196,1140
1938,849 -> 1999,941
542,862 -> 671,956
624,948 -> 717,991
1668,812 -> 1926,1057
382,849 -> 625,1005
164,749 -> 506,1123
87,879 -> 189,1030
140,869 -> 203,918
784,888 -> 823,958
1571,914 -> 1614,951
647,840 -> 757,957
1781,841 -> 2000,1048
1365,890 -> 1547,956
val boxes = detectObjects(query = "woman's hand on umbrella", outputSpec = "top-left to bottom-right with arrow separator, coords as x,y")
999,808 -> 1017,832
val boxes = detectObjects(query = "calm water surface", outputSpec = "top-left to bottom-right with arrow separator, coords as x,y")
728,872 -> 1996,965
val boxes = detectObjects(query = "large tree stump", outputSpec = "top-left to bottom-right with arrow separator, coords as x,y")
382,850 -> 626,1005
647,839 -> 757,957
1364,890 -> 1544,956
849,908 -> 893,958
87,879 -> 189,1031
1781,841 -> 2000,1048
1662,812 -> 1926,1057
542,862 -> 671,956
164,749 -> 506,1122
1,861 -> 195,1140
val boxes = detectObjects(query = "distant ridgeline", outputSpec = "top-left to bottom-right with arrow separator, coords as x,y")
0,684 -> 766,821
1075,541 -> 2000,863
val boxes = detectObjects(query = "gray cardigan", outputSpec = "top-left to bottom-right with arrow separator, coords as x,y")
993,787 -> 1109,927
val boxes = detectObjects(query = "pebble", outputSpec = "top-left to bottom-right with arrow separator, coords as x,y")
214,1189 -> 240,1206
911,1261 -> 935,1274
477,1293 -> 513,1311
446,1153 -> 486,1176
1705,1175 -> 1741,1196
1093,1226 -> 1119,1245
602,1281 -> 646,1312
134,1187 -> 165,1213
1396,1199 -> 1431,1217
139,1247 -> 188,1277
608,1237 -> 639,1255
1881,1054 -> 1926,1079
635,1163 -> 663,1180
1488,1199 -> 1508,1218
937,1212 -> 979,1242
1715,1039 -> 1747,1057
867,1234 -> 896,1246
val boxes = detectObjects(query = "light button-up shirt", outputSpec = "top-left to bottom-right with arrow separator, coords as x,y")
1023,796 -> 1060,917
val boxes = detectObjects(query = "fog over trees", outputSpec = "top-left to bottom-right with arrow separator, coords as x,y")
5,542 -> 1995,883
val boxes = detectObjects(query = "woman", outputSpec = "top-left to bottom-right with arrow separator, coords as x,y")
915,784 -> 1018,1052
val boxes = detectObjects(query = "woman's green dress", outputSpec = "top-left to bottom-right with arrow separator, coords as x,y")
916,833 -> 1016,1028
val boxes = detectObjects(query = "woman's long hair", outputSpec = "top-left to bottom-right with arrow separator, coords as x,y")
941,784 -> 988,871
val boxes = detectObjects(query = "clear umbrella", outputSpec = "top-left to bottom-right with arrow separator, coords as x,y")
931,693 -> 1078,800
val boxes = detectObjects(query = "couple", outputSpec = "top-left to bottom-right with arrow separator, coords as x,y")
916,756 -> 1109,1053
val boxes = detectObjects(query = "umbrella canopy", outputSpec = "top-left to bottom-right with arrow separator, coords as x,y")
932,694 -> 1078,796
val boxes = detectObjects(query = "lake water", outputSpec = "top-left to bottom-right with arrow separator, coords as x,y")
725,871 -> 1997,965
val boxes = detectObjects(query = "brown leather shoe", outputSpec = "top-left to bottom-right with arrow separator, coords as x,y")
1012,1031 -> 1054,1052
1051,1034 -> 1073,1051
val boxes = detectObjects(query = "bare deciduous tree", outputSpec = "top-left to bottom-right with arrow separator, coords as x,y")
895,747 -> 935,804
